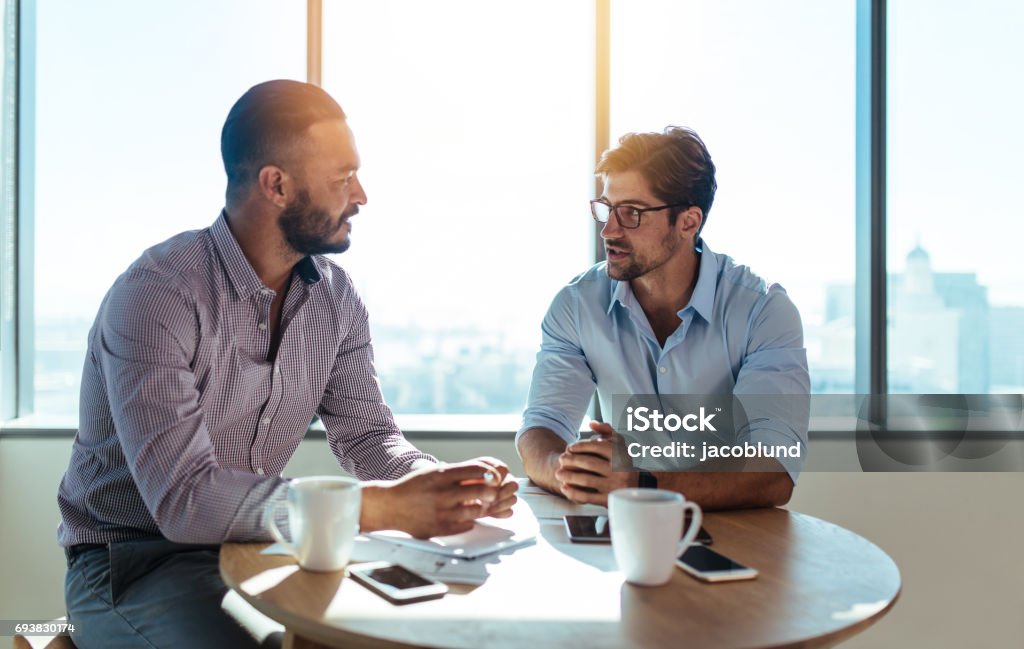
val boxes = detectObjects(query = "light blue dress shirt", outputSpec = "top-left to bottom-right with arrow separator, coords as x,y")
518,241 -> 811,480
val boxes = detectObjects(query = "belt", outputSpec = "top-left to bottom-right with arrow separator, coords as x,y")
64,543 -> 107,563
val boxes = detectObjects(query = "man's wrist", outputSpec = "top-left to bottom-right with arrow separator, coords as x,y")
545,449 -> 566,492
358,482 -> 389,533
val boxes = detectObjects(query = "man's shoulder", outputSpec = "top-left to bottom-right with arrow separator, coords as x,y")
561,262 -> 611,296
704,247 -> 800,332
123,227 -> 213,285
545,262 -> 612,312
711,250 -> 769,295
707,248 -> 791,304
98,228 -> 214,331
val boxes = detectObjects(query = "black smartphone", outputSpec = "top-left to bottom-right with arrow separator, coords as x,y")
676,545 -> 758,582
563,514 -> 713,545
348,562 -> 448,604
564,514 -> 612,543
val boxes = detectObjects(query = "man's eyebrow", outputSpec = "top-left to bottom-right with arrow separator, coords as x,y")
604,196 -> 653,207
337,163 -> 358,174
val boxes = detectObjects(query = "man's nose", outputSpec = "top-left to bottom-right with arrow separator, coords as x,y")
351,176 -> 367,206
600,215 -> 622,239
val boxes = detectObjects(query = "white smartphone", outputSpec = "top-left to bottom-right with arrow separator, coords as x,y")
675,545 -> 758,582
348,561 -> 448,604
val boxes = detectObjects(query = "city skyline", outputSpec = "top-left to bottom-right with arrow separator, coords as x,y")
32,243 -> 1023,423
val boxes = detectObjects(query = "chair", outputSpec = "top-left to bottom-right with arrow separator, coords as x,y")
11,617 -> 76,649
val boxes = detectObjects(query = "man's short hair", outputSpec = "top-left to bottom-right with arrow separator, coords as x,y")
596,126 -> 717,233
221,79 -> 347,201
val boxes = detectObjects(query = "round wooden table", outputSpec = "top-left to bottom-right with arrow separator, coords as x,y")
221,496 -> 900,649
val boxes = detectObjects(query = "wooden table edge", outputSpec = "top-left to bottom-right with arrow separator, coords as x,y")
775,584 -> 902,649
220,508 -> 904,649
219,548 -> 420,649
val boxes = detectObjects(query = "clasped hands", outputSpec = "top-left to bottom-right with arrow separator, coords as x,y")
554,421 -> 637,506
368,456 -> 519,539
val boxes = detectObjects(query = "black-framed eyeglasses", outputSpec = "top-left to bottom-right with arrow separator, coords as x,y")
590,199 -> 691,229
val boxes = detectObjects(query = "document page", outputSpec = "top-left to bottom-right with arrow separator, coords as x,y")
367,520 -> 536,559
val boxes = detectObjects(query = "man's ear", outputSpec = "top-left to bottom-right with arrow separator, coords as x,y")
677,206 -> 704,240
257,165 -> 291,209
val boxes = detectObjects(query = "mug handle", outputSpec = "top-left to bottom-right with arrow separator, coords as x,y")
676,502 -> 704,555
264,499 -> 296,557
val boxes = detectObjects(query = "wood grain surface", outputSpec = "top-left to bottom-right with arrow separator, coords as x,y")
222,500 -> 900,649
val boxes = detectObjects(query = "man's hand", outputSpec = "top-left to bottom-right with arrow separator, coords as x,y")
468,456 -> 519,519
362,460 -> 507,539
555,421 -> 636,506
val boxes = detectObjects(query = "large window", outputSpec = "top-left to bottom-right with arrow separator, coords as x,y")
31,0 -> 304,422
321,1 -> 593,425
887,0 -> 1024,394
610,0 -> 857,393
7,1 -> 1021,430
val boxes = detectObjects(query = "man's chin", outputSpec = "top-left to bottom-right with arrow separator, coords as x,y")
324,237 -> 351,255
605,261 -> 642,282
295,233 -> 351,256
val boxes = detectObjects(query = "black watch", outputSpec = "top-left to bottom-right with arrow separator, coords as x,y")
637,470 -> 658,489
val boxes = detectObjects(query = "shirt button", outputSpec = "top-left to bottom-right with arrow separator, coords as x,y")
262,417 -> 271,426
256,468 -> 265,476
659,366 -> 668,374
258,323 -> 267,331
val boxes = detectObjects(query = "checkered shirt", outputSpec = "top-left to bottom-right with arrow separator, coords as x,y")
57,212 -> 435,546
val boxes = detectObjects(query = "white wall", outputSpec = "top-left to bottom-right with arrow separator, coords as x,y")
1,437 -> 1021,647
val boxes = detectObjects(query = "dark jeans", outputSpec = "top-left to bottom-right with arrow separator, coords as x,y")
64,538 -> 262,649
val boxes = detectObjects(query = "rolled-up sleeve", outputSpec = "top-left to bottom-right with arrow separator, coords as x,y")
318,289 -> 436,480
98,273 -> 288,544
518,286 -> 597,445
733,286 -> 811,481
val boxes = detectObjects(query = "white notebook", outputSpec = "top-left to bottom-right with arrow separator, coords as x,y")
367,520 -> 536,560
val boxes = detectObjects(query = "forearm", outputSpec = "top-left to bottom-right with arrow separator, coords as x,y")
653,469 -> 793,511
358,482 -> 392,533
517,427 -> 569,494
156,465 -> 287,543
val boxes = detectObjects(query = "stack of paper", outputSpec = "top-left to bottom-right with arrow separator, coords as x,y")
366,520 -> 535,559
348,536 -> 500,585
357,520 -> 536,585
263,520 -> 536,585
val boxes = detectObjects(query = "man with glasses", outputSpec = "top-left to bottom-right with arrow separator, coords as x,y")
516,126 -> 809,509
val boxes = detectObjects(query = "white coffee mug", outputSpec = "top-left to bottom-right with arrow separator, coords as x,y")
265,476 -> 361,572
609,488 -> 703,586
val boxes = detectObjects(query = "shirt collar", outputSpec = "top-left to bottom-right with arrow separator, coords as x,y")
211,210 -> 322,301
608,272 -> 633,314
606,238 -> 716,323
294,256 -> 322,285
687,239 -> 716,323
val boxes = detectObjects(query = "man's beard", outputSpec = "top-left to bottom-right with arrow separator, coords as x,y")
606,230 -> 679,281
278,189 -> 354,255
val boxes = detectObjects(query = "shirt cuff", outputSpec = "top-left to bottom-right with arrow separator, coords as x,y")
517,410 -> 580,447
